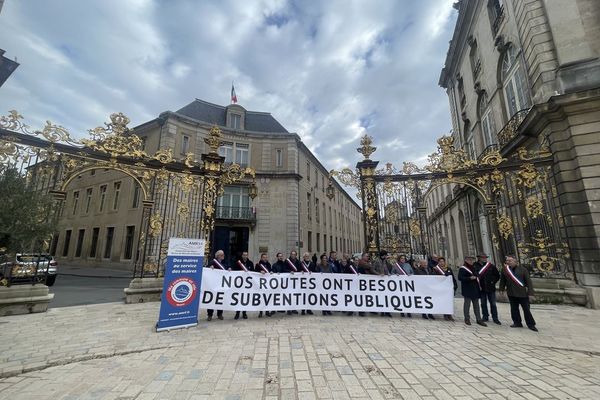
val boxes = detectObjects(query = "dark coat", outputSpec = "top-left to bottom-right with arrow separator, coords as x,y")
233,258 -> 253,272
329,258 -> 341,273
499,264 -> 534,297
301,260 -> 316,272
474,261 -> 500,292
433,266 -> 458,293
317,262 -> 331,273
209,258 -> 229,270
357,259 -> 375,274
255,261 -> 272,273
272,260 -> 287,273
413,265 -> 429,276
285,257 -> 301,272
458,264 -> 480,299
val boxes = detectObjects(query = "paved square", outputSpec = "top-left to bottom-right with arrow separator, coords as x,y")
0,300 -> 599,399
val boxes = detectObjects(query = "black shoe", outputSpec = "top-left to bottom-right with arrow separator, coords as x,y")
428,314 -> 435,320
327,311 -> 333,315
528,326 -> 538,332
407,313 -> 412,318
493,320 -> 501,325
207,316 -> 212,321
266,312 -> 272,317
359,312 -> 365,317
243,313 -> 248,319
380,312 -> 385,317
400,313 -> 405,317
510,323 -> 523,328
217,314 -> 224,320
465,320 -> 471,325
322,311 -> 326,316
301,310 -> 306,315
347,312 -> 354,316
447,316 -> 455,322
476,320 -> 487,327
307,310 -> 313,315
234,312 -> 240,320
287,311 -> 293,315
258,312 -> 263,318
292,310 -> 299,314
422,314 -> 428,320
386,313 -> 392,317
482,318 -> 489,322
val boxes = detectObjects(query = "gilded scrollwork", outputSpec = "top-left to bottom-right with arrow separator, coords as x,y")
515,163 -> 544,189
425,135 -> 475,173
518,230 -> 570,274
148,213 -> 163,237
496,214 -> 513,239
357,135 -> 376,160
525,196 -> 544,218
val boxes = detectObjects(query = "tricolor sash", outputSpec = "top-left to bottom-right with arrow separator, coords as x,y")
478,262 -> 492,277
394,262 -> 407,275
258,262 -> 269,273
503,265 -> 525,287
349,264 -> 358,274
459,265 -> 479,286
213,259 -> 226,270
301,261 -> 311,273
285,258 -> 298,272
433,265 -> 446,276
237,260 -> 249,272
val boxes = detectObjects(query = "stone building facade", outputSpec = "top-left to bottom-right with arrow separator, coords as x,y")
54,99 -> 363,269
431,0 -> 600,304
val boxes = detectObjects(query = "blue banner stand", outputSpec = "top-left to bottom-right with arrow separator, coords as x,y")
156,238 -> 205,332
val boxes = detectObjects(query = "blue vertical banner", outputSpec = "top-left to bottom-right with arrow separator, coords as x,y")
156,238 -> 205,332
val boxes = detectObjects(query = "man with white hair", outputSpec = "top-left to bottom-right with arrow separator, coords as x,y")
206,249 -> 227,321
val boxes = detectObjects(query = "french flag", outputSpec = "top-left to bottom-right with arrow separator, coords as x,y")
231,84 -> 238,104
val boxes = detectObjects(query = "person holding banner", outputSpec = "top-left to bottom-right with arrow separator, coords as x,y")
373,251 -> 393,317
342,256 -> 365,317
317,254 -> 333,316
390,255 -> 413,318
458,256 -> 486,326
499,255 -> 537,331
414,260 -> 435,320
432,257 -> 457,321
300,253 -> 315,315
207,250 -> 227,321
233,251 -> 253,320
255,253 -> 273,318
329,251 -> 341,273
474,253 -> 501,325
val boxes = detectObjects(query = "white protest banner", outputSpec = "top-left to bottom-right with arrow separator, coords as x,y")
200,269 -> 454,314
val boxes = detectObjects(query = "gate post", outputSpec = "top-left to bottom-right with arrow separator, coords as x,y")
356,135 -> 380,259
484,202 -> 504,265
200,126 -> 226,263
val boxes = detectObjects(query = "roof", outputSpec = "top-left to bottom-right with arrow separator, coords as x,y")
175,99 -> 289,133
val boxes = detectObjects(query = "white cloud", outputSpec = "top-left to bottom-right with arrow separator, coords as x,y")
0,0 -> 458,177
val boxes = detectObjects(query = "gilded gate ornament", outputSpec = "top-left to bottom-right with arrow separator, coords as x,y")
357,135 -> 376,160
496,214 -> 513,239
148,213 -> 163,237
525,196 -> 544,218
518,230 -> 570,274
515,163 -> 542,189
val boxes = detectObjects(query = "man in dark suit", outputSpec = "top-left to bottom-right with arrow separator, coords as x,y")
499,255 -> 537,331
458,256 -> 486,327
475,253 -> 501,325
206,250 -> 227,321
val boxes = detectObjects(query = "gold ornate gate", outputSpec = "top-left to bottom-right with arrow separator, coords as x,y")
0,111 -> 255,280
333,134 -> 571,277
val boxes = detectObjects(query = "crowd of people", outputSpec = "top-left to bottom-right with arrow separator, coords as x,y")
206,249 -> 538,332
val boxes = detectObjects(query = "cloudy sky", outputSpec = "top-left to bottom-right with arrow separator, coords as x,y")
0,0 -> 457,172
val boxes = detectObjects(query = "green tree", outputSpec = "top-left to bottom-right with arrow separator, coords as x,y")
0,168 -> 56,253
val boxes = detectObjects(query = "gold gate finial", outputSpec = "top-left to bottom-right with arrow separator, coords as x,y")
357,134 -> 376,160
205,125 -> 222,154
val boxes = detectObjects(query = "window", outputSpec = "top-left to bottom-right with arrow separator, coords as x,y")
235,143 -> 249,167
478,93 -> 497,147
315,197 -> 320,223
219,142 -> 234,163
275,149 -> 283,167
124,226 -> 135,260
306,162 -> 311,181
104,227 -> 114,259
316,233 -> 320,253
140,137 -> 147,151
308,231 -> 312,252
90,169 -> 96,176
466,131 -> 476,160
112,182 -> 121,210
322,176 -> 325,192
488,0 -> 505,35
330,236 -> 333,251
501,45 -> 531,118
85,188 -> 93,214
62,230 -> 72,257
217,186 -> 250,218
231,114 -> 241,129
90,228 -> 100,258
72,191 -> 79,215
323,203 -> 327,226
132,184 -> 141,208
324,235 -> 327,251
99,185 -> 107,212
307,193 -> 312,220
457,76 -> 466,109
329,206 -> 332,227
314,170 -> 318,188
75,229 -> 85,258
181,135 -> 190,154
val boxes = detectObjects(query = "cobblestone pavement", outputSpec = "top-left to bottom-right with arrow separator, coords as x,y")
0,300 -> 599,400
